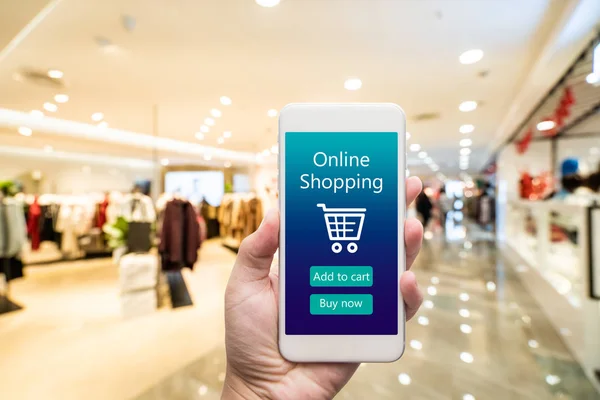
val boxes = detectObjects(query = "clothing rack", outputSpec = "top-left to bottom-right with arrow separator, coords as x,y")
218,193 -> 264,252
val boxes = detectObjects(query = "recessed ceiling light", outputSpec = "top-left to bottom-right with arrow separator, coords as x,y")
586,73 -> 599,85
409,340 -> 422,350
204,117 -> 215,126
410,143 -> 421,152
459,308 -> 470,318
463,394 -> 476,400
460,324 -> 472,334
406,132 -> 411,140
224,161 -> 232,168
47,69 -> 63,79
417,316 -> 429,326
430,277 -> 439,285
220,96 -> 232,106
54,94 -> 69,103
255,0 -> 280,7
431,165 -> 439,171
267,109 -> 278,117
536,120 -> 555,131
160,158 -> 169,166
424,157 -> 433,164
459,49 -> 484,65
459,293 -> 470,301
262,149 -> 271,157
460,352 -> 474,364
427,286 -> 437,296
418,151 -> 427,159
271,145 -> 279,154
460,148 -> 472,156
30,110 -> 44,118
460,138 -> 472,147
200,125 -> 210,133
398,373 -> 411,386
528,339 -> 539,349
424,300 -> 434,309
486,281 -> 496,292
344,78 -> 362,91
459,101 -> 478,112
204,154 -> 212,161
97,121 -> 108,129
43,102 -> 58,112
44,145 -> 54,153
223,131 -> 232,138
18,126 -> 32,136
91,112 -> 104,121
211,108 -> 222,118
459,124 -> 475,134
460,165 -> 469,170
217,137 -> 225,144
195,132 -> 204,140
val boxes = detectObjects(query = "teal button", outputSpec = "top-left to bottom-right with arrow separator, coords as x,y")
310,266 -> 373,287
310,294 -> 373,315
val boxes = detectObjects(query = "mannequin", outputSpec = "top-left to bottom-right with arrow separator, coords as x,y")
120,185 -> 156,223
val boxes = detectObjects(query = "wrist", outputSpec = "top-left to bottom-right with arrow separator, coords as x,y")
221,372 -> 264,400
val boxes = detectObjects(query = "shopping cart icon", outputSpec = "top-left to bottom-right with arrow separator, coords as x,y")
317,203 -> 366,254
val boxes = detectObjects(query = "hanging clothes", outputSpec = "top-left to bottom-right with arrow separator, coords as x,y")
55,201 -> 95,259
218,193 -> 263,248
39,204 -> 61,245
0,257 -> 23,282
96,195 -> 109,228
0,197 -> 27,282
120,193 -> 156,223
159,199 -> 201,271
27,197 -> 42,251
0,197 -> 27,258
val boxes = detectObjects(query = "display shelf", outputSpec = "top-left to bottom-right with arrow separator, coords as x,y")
503,199 -> 600,391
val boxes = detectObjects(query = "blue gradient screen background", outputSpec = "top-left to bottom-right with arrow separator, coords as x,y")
284,132 -> 399,335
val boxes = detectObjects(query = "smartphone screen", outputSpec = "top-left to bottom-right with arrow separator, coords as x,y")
284,132 -> 400,335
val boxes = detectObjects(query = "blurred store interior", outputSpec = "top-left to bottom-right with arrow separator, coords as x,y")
1,0 -> 600,399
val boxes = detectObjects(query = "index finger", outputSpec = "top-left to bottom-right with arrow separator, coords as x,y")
406,176 -> 422,206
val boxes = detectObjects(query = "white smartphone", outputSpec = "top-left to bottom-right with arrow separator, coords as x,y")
278,103 -> 407,363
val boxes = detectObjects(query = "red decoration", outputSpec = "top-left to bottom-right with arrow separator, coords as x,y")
536,86 -> 576,138
520,172 -> 533,199
561,86 -> 575,106
515,128 -> 533,154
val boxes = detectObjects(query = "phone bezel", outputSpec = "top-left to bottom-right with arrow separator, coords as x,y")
278,103 -> 407,363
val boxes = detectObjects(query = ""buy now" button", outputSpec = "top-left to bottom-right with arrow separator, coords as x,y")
310,294 -> 373,315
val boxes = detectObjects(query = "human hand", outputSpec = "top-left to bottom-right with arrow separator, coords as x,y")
222,177 -> 425,400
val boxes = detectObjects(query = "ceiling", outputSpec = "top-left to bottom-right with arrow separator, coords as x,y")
0,0 -> 593,175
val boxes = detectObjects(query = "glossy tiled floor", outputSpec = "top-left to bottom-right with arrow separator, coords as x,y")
2,228 -> 598,399
136,224 -> 599,400
0,240 -> 235,400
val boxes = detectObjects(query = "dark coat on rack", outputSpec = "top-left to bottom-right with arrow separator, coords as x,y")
159,199 -> 201,271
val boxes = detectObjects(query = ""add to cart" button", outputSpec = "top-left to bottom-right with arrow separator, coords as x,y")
310,294 -> 373,315
310,266 -> 373,287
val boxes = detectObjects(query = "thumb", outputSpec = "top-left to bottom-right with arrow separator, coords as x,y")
233,208 -> 279,282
